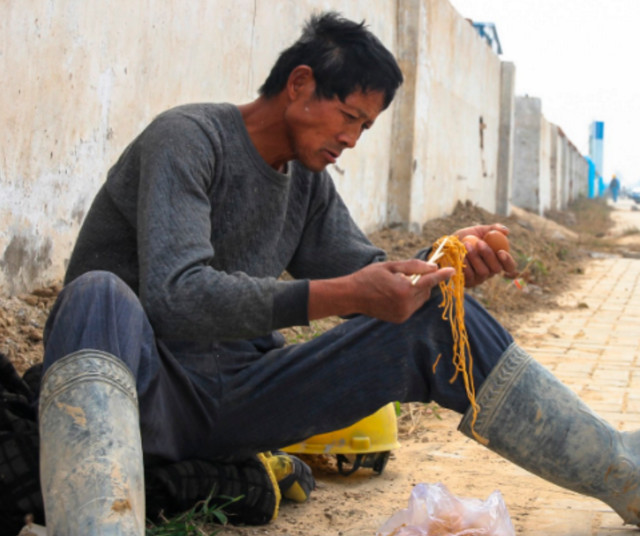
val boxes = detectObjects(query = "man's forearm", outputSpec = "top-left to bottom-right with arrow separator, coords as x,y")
307,260 -> 455,324
308,276 -> 360,321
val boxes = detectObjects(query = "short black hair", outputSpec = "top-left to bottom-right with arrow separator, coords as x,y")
259,12 -> 403,110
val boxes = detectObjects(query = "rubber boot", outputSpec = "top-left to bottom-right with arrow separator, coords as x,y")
39,350 -> 145,535
459,343 -> 640,525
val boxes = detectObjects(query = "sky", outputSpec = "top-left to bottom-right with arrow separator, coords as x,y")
448,0 -> 640,188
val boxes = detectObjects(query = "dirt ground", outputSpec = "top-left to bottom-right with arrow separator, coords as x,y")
3,197 -> 640,534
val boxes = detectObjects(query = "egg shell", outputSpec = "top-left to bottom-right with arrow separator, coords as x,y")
461,235 -> 480,247
484,230 -> 510,252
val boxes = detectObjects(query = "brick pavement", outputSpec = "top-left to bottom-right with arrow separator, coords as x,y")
485,200 -> 640,534
510,254 -> 640,534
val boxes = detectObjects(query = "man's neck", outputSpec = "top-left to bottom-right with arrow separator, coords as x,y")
238,96 -> 293,171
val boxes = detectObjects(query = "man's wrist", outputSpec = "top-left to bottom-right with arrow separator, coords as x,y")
308,276 -> 359,320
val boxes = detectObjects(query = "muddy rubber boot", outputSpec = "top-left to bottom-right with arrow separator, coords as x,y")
39,350 -> 145,535
459,343 -> 640,525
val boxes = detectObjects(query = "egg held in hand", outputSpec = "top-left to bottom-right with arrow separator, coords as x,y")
461,235 -> 480,248
483,230 -> 510,253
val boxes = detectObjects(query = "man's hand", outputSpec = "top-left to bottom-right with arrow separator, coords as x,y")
308,259 -> 455,323
453,224 -> 519,287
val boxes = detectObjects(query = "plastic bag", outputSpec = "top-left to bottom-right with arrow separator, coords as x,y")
377,482 -> 515,536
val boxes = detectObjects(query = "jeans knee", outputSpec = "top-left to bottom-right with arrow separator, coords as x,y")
67,270 -> 133,298
60,271 -> 143,314
45,271 -> 144,342
43,271 -> 151,374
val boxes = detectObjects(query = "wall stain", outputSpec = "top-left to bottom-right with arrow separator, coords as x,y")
1,233 -> 53,294
71,200 -> 86,225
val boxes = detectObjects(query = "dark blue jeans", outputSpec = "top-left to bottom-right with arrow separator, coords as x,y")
42,271 -> 513,462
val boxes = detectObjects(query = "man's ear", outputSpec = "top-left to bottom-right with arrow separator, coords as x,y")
286,65 -> 315,101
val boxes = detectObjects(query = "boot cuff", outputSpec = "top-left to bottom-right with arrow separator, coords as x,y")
458,343 -> 531,439
40,350 -> 137,412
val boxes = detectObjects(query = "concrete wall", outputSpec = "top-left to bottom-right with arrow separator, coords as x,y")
570,141 -> 590,200
513,95 -> 588,216
496,62 -> 516,216
388,0 -> 422,228
512,97 -> 542,213
539,116 -> 552,215
388,0 -> 504,232
1,0 -> 590,295
549,127 -> 562,211
0,0 -> 398,295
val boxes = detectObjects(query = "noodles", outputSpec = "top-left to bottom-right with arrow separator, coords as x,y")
430,235 -> 488,445
432,353 -> 442,374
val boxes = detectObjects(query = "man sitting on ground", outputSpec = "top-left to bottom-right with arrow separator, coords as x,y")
38,11 -> 640,533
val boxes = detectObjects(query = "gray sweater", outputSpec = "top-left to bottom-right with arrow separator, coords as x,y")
65,103 -> 386,342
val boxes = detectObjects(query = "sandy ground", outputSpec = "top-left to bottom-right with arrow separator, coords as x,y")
607,199 -> 640,251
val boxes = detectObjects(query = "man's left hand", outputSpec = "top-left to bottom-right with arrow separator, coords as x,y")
453,224 -> 519,287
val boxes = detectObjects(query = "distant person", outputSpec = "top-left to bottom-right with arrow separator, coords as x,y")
36,11 -> 640,534
610,174 -> 621,202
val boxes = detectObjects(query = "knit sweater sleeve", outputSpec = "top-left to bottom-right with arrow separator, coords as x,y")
286,169 -> 387,280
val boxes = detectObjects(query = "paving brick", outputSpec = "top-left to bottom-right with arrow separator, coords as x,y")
509,250 -> 640,534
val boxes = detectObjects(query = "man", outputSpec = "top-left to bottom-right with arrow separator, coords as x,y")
38,11 -> 640,534
610,174 -> 621,202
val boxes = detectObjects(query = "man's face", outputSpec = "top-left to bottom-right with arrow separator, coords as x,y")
285,84 -> 386,172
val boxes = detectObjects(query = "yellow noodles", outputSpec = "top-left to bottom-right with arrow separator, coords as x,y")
432,353 -> 442,374
431,235 -> 488,445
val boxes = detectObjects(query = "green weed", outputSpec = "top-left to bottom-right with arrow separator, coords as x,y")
425,402 -> 442,420
146,493 -> 241,536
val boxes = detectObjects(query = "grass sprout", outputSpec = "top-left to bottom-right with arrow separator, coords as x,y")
146,493 -> 242,536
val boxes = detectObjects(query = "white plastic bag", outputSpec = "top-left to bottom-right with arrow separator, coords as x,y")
17,523 -> 47,536
377,482 -> 515,536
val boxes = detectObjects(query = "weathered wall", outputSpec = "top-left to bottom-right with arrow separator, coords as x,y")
1,0 -> 590,296
560,131 -> 586,207
549,127 -> 562,211
539,116 -> 552,215
513,96 -> 588,216
388,0 -> 422,227
0,0 -> 397,295
512,97 -> 542,213
389,0 -> 504,232
571,142 -> 590,200
496,62 -> 516,217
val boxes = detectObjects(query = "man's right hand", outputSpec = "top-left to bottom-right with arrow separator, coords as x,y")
308,260 -> 455,323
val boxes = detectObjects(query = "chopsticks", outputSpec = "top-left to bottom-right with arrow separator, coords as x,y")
428,236 -> 449,264
409,237 -> 448,286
